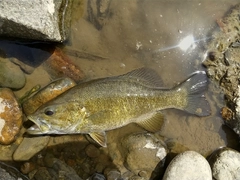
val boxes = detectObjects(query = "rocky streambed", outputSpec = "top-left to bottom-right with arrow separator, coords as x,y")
0,0 -> 240,180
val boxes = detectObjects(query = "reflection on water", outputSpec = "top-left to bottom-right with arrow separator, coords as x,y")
0,0 -> 240,177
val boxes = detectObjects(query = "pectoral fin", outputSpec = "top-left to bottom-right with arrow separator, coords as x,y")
89,132 -> 107,147
136,112 -> 165,132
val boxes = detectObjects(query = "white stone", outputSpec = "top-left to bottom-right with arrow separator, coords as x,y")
163,151 -> 212,180
212,149 -> 240,180
0,118 -> 5,138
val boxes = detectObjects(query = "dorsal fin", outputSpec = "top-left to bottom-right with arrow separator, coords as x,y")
118,68 -> 163,87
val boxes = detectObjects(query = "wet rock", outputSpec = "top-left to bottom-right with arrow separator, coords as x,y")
0,0 -> 72,42
163,151 -> 212,180
208,147 -> 240,180
34,155 -> 82,180
122,133 -> 167,179
21,162 -> 36,175
202,4 -> 240,134
105,170 -> 121,180
13,136 -> 50,161
88,173 -> 106,180
0,57 -> 26,89
22,77 -> 76,115
0,161 -> 29,180
85,144 -> 101,158
43,47 -> 85,82
0,88 -> 22,144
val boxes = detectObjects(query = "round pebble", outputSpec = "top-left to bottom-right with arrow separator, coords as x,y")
20,162 -> 36,174
0,88 -> 22,144
105,169 -> 121,180
163,151 -> 212,180
85,144 -> 101,158
89,173 -> 106,180
122,133 -> 167,179
208,147 -> 240,180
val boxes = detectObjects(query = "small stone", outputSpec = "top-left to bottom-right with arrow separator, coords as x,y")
106,170 -> 121,180
89,173 -> 106,180
138,171 -> 148,178
208,147 -> 240,180
122,133 -> 167,179
13,136 -> 50,161
0,88 -> 22,144
85,144 -> 101,158
0,57 -> 26,89
162,151 -> 212,180
20,162 -> 36,174
43,157 -> 82,180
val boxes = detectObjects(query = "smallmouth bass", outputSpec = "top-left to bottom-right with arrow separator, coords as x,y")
27,68 -> 211,147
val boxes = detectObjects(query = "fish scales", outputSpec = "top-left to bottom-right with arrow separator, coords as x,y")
27,68 -> 210,147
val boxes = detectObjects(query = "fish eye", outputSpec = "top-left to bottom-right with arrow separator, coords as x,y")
44,109 -> 54,116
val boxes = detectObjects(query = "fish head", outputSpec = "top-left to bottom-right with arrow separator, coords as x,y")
26,102 -> 87,134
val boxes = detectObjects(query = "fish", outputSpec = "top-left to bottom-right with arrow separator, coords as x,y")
27,68 -> 211,147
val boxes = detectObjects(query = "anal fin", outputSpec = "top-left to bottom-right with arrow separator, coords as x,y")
89,132 -> 107,147
136,112 -> 165,132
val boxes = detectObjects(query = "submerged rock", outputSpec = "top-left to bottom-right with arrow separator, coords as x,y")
88,173 -> 106,180
208,147 -> 240,180
0,57 -> 26,89
0,0 -> 72,42
13,136 -> 50,161
121,133 -> 167,179
0,88 -> 22,144
162,151 -> 212,180
0,161 -> 29,180
33,154 -> 83,180
43,48 -> 85,82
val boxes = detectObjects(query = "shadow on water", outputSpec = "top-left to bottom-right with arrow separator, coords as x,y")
0,40 -> 54,67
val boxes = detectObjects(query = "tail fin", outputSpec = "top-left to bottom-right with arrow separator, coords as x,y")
176,71 -> 211,116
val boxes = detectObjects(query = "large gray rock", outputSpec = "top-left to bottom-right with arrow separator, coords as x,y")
0,0 -> 72,42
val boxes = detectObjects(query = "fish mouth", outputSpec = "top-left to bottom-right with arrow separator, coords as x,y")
26,116 -> 49,134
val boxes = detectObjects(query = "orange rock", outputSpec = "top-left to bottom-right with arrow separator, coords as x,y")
22,77 -> 76,115
0,88 -> 22,144
43,47 -> 85,82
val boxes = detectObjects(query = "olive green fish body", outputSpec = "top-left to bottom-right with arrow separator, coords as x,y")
27,68 -> 210,146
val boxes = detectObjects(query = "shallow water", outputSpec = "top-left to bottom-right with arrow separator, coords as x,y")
64,0 -> 240,155
1,0 -> 240,178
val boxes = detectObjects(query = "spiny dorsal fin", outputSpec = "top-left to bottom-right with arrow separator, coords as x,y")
89,132 -> 107,147
136,112 -> 165,132
118,68 -> 163,87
